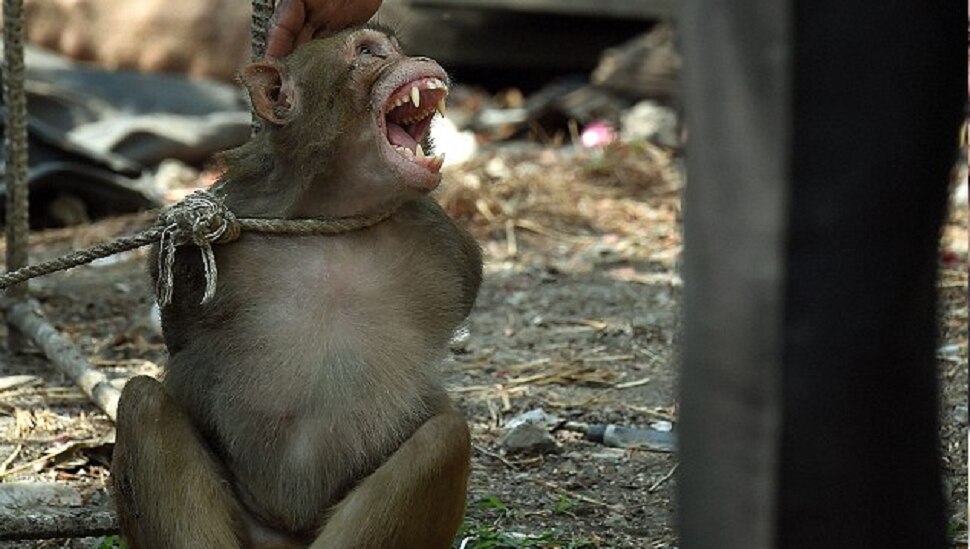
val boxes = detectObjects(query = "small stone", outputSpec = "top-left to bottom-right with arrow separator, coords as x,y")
499,423 -> 561,455
954,404 -> 968,426
449,324 -> 471,352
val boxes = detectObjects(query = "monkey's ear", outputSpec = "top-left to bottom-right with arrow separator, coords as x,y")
240,62 -> 293,125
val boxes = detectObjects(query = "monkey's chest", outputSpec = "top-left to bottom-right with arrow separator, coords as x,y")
202,236 -> 457,530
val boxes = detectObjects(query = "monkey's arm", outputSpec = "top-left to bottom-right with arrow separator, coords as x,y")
412,197 -> 483,319
310,402 -> 470,549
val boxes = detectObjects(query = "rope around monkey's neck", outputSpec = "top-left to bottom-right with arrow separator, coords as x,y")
0,190 -> 403,306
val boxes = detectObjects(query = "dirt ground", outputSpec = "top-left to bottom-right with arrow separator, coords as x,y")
0,142 -> 965,548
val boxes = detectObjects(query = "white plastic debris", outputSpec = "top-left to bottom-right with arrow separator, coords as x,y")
504,408 -> 562,431
430,116 -> 478,167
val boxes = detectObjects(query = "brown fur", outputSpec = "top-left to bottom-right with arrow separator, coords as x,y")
112,26 -> 482,549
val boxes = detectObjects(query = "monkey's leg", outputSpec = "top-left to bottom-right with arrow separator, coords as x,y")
112,375 -> 244,549
311,406 -> 471,549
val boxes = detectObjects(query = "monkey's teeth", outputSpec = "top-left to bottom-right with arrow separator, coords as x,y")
411,86 -> 421,107
416,144 -> 425,158
427,78 -> 449,92
426,153 -> 445,171
390,94 -> 410,110
436,98 -> 447,116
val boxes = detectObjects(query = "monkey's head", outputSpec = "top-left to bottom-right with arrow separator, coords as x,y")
240,26 -> 448,211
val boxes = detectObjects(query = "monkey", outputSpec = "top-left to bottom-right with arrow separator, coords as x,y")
110,24 -> 482,549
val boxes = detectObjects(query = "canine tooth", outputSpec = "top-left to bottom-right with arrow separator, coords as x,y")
436,98 -> 447,116
411,85 -> 421,107
416,144 -> 425,158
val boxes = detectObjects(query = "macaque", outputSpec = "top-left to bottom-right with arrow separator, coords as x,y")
111,25 -> 482,549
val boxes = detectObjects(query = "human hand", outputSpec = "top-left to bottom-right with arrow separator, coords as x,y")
266,0 -> 383,58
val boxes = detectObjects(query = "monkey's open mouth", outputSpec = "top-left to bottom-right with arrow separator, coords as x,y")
381,77 -> 448,173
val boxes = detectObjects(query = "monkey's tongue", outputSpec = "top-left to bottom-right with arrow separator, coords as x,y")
386,121 -> 445,173
387,123 -> 418,150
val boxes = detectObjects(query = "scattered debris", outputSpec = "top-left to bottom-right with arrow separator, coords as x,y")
0,375 -> 41,392
580,121 -> 617,148
592,24 -> 680,101
648,463 -> 679,493
621,101 -> 679,148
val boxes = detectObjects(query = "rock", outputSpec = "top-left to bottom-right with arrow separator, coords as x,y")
449,324 -> 471,352
499,423 -> 561,455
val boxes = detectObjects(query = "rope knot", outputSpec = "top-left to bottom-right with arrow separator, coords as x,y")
158,190 -> 241,245
155,190 -> 239,307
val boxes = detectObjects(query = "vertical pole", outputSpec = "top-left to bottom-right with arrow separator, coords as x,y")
250,0 -> 275,135
678,0 -> 790,546
4,0 -> 30,351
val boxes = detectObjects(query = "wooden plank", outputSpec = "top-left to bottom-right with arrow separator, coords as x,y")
406,0 -> 674,20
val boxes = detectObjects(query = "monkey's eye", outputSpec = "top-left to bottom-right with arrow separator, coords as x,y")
357,43 -> 373,57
